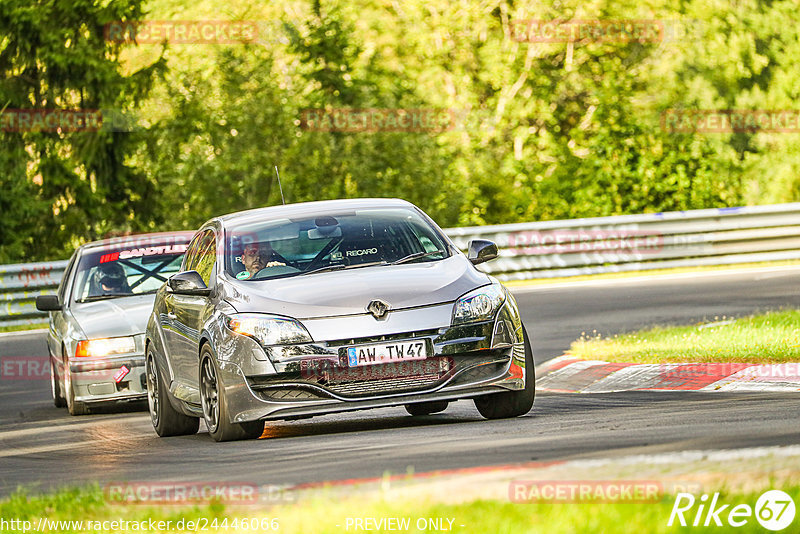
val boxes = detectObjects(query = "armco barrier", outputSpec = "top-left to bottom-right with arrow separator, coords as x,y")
445,203 -> 800,281
0,261 -> 69,326
2,203 -> 800,326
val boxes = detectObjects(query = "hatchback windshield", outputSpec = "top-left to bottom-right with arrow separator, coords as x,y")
72,239 -> 189,303
225,208 -> 450,281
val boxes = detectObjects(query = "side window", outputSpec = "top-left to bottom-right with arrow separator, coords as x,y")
193,231 -> 217,285
59,252 -> 79,303
182,232 -> 204,272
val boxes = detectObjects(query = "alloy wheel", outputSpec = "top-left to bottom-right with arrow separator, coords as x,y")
146,354 -> 160,427
200,358 -> 220,433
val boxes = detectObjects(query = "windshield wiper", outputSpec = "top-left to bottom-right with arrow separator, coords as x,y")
390,250 -> 445,265
301,261 -> 388,276
301,264 -> 347,276
77,293 -> 131,303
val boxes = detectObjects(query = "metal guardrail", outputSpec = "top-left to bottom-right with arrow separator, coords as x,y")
0,260 -> 69,327
445,202 -> 800,281
3,203 -> 800,326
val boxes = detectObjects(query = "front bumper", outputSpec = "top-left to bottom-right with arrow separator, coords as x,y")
214,301 -> 528,423
70,354 -> 147,404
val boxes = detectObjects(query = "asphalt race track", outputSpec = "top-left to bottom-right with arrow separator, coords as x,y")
1,266 -> 799,496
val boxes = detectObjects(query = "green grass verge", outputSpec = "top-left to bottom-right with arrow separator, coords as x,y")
569,309 -> 800,364
2,484 -> 798,533
0,323 -> 47,334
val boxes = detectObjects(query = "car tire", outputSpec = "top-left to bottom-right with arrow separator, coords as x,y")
146,348 -> 199,437
474,325 -> 535,420
405,401 -> 449,416
199,346 -> 263,442
63,354 -> 90,416
50,357 -> 67,408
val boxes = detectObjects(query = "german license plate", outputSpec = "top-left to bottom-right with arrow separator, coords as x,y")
346,340 -> 429,367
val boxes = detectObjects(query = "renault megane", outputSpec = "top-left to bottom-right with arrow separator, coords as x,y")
145,199 -> 534,441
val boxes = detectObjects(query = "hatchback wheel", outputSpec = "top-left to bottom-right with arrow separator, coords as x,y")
50,357 -> 66,408
200,346 -> 263,442
147,349 -> 199,437
474,325 -> 535,419
405,401 -> 449,416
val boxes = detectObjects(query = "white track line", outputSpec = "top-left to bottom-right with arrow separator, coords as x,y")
566,445 -> 800,469
510,265 -> 800,292
0,328 -> 48,339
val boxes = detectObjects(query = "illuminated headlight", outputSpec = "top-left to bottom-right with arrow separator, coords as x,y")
224,314 -> 313,346
452,283 -> 506,325
75,336 -> 136,358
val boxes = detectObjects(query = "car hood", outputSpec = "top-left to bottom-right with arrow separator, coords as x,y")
222,255 -> 490,319
69,294 -> 156,339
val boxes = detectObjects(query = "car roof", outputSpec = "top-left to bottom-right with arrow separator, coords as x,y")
79,231 -> 196,252
216,198 -> 417,227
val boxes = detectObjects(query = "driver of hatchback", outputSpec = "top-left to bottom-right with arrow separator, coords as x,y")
90,262 -> 131,296
240,242 -> 285,278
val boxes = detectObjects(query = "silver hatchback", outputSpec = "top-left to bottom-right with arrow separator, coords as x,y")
145,199 -> 534,441
36,232 -> 193,415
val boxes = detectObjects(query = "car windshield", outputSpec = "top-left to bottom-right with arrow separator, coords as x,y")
225,207 -> 451,281
72,238 -> 189,303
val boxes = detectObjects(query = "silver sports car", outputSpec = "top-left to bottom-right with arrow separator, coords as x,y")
145,199 -> 534,441
36,232 -> 193,415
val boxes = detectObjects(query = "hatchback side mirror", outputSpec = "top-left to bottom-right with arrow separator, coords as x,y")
168,271 -> 211,296
467,239 -> 499,265
35,294 -> 62,311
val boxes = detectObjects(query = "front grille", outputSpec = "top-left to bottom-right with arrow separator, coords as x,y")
324,357 -> 448,397
328,374 -> 443,397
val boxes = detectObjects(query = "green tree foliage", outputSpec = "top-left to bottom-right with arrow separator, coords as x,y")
2,0 -> 800,262
0,0 -> 164,262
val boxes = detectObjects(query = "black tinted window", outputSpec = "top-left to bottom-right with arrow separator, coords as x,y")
225,208 -> 449,281
72,238 -> 189,302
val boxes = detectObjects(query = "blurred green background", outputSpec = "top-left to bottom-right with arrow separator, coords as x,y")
2,0 -> 799,262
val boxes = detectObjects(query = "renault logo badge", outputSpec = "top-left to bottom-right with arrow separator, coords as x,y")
366,299 -> 390,319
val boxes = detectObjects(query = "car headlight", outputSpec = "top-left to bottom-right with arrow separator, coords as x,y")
75,336 -> 136,358
452,283 -> 506,325
224,313 -> 313,346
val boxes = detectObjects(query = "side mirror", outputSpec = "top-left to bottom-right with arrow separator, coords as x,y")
467,239 -> 499,265
167,271 -> 211,296
35,294 -> 62,311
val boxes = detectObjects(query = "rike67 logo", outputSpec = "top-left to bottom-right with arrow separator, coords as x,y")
668,490 -> 796,531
